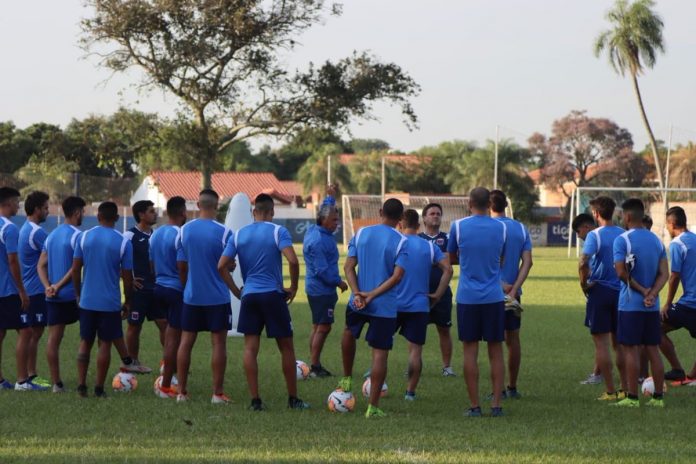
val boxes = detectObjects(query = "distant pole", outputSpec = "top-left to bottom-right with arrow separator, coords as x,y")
327,155 -> 332,186
381,156 -> 386,202
494,125 -> 499,190
661,124 -> 673,240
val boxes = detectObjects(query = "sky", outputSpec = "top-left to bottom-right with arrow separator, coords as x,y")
1,0 -> 695,152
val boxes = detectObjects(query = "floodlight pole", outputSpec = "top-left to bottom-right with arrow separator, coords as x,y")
381,156 -> 386,203
327,155 -> 332,186
494,125 -> 499,190
567,188 -> 576,258
661,124 -> 673,240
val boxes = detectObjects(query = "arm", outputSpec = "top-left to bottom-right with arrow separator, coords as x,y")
448,252 -> 459,266
281,246 -> 300,304
645,258 -> 669,308
121,270 -> 133,319
509,250 -> 533,298
429,256 -> 453,305
344,256 -> 364,309
578,253 -> 592,295
8,253 -> 29,310
71,258 -> 83,305
177,261 -> 188,286
38,251 -> 55,298
614,261 -> 651,298
661,271 -> 681,317
358,266 -> 405,306
217,255 -> 242,299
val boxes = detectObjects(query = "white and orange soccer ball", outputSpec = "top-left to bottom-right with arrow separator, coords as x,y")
641,377 -> 667,397
327,389 -> 355,413
296,360 -> 310,380
361,378 -> 388,398
153,374 -> 179,396
112,372 -> 138,392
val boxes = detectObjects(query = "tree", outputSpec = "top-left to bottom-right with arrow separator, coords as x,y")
349,138 -> 390,153
595,0 -> 666,193
669,143 -> 696,189
82,1 -> 419,189
529,111 -> 635,197
271,128 -> 349,180
297,144 -> 352,196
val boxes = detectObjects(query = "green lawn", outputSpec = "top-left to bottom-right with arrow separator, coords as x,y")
1,247 -> 695,463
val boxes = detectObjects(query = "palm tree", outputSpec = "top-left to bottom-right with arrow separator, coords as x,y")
297,144 -> 352,196
595,0 -> 665,193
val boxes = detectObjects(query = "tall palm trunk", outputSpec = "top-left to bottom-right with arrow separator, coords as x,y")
631,73 -> 665,196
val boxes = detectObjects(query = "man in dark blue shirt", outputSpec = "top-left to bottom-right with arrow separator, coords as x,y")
124,200 -> 162,374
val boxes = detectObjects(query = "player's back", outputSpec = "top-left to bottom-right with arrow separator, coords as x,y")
0,217 -> 19,297
397,235 -> 437,312
495,217 -> 531,288
150,224 -> 182,291
614,228 -> 664,311
671,230 -> 696,307
44,224 -> 81,301
586,225 -> 623,290
18,220 -> 46,295
177,218 -> 231,306
234,221 -> 291,296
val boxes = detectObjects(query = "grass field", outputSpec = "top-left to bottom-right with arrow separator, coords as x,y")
1,247 -> 695,463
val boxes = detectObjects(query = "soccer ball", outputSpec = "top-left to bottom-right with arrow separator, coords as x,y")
296,360 -> 310,380
362,378 -> 388,398
327,389 -> 356,413
153,374 -> 179,395
641,377 -> 667,396
112,372 -> 138,392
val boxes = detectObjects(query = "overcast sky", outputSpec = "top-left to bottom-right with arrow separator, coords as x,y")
1,0 -> 695,152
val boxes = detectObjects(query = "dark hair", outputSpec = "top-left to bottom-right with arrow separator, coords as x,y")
254,193 -> 275,213
382,198 -> 404,221
132,200 -> 154,223
403,209 -> 420,229
666,206 -> 686,228
642,215 -> 653,229
199,189 -> 219,200
166,196 -> 187,218
24,191 -> 49,215
572,213 -> 595,233
469,187 -> 490,210
422,203 -> 443,217
0,187 -> 20,205
589,196 -> 616,221
62,196 -> 86,217
621,198 -> 645,220
490,190 -> 508,213
98,201 -> 119,222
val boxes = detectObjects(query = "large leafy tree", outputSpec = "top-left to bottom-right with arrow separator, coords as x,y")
81,0 -> 420,189
297,143 -> 352,196
595,0 -> 666,192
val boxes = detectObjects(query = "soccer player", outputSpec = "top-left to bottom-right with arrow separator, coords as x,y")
397,209 -> 452,400
38,196 -> 85,393
448,187 -> 506,417
150,196 -> 187,398
419,203 -> 456,376
18,191 -> 51,388
72,201 -> 135,398
612,198 -> 668,407
124,200 -> 162,373
576,197 -> 627,400
218,193 -> 309,410
303,200 -> 347,377
340,198 -> 407,418
490,190 -> 533,399
0,187 -> 37,391
175,189 -> 232,404
659,206 -> 696,384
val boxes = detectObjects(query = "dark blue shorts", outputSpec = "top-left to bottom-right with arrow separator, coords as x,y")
585,285 -> 619,335
429,292 -> 453,327
154,285 -> 183,330
46,300 -> 79,326
308,294 -> 337,325
345,306 -> 397,350
79,309 -> 123,342
128,290 -> 166,325
617,311 -> 661,346
181,303 -> 232,333
28,294 -> 47,327
396,311 -> 429,345
0,294 -> 30,330
239,292 -> 292,338
457,302 -> 505,343
664,303 -> 696,338
505,295 -> 522,332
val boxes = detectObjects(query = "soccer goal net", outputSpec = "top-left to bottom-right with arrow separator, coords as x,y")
567,186 -> 696,257
341,194 -> 470,246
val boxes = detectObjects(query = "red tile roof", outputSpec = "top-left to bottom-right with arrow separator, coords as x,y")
337,153 -> 423,165
149,171 -> 294,204
279,180 -> 303,197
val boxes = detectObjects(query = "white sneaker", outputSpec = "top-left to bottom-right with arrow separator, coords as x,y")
580,373 -> 602,385
442,366 -> 456,377
211,393 -> 231,404
121,359 -> 153,374
176,393 -> 189,403
52,384 -> 66,393
15,381 -> 47,391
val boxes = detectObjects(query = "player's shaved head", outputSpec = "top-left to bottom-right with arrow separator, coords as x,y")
166,196 -> 187,218
98,201 -> 119,223
254,193 -> 275,214
198,189 -> 219,211
621,198 -> 644,221
402,209 -> 420,229
382,198 -> 404,221
469,187 -> 491,211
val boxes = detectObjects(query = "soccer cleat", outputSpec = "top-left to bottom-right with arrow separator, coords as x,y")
77,384 -> 88,398
288,397 -> 311,410
365,405 -> 387,418
464,407 -> 483,417
176,393 -> 190,403
52,384 -> 66,394
211,393 -> 231,404
597,391 -> 619,401
157,386 -> 177,399
646,398 -> 665,408
442,366 -> 456,377
485,391 -> 508,401
616,391 -> 627,400
249,399 -> 266,411
337,376 -> 353,393
664,368 -> 686,381
490,407 -> 504,417
94,389 -> 107,399
0,379 -> 13,390
610,397 -> 640,408
30,376 -> 51,388
580,373 -> 603,385
670,376 -> 695,387
15,380 -> 49,391
404,392 -> 416,401
121,359 -> 152,374
505,388 -> 521,399
309,365 -> 333,378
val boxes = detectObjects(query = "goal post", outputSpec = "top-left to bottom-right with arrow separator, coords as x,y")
567,186 -> 696,257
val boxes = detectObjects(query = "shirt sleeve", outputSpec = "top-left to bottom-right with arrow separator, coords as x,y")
395,237 -> 408,269
523,227 -> 533,252
175,231 -> 187,263
222,234 -> 237,259
121,241 -> 133,271
4,225 -> 18,254
148,234 -> 156,263
613,235 -> 626,264
660,242 -> 667,260
446,222 -> 458,254
347,235 -> 357,258
277,227 -> 293,250
33,228 -> 48,252
582,231 -> 598,256
433,243 -> 445,264
670,242 -> 683,273
73,233 -> 83,259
